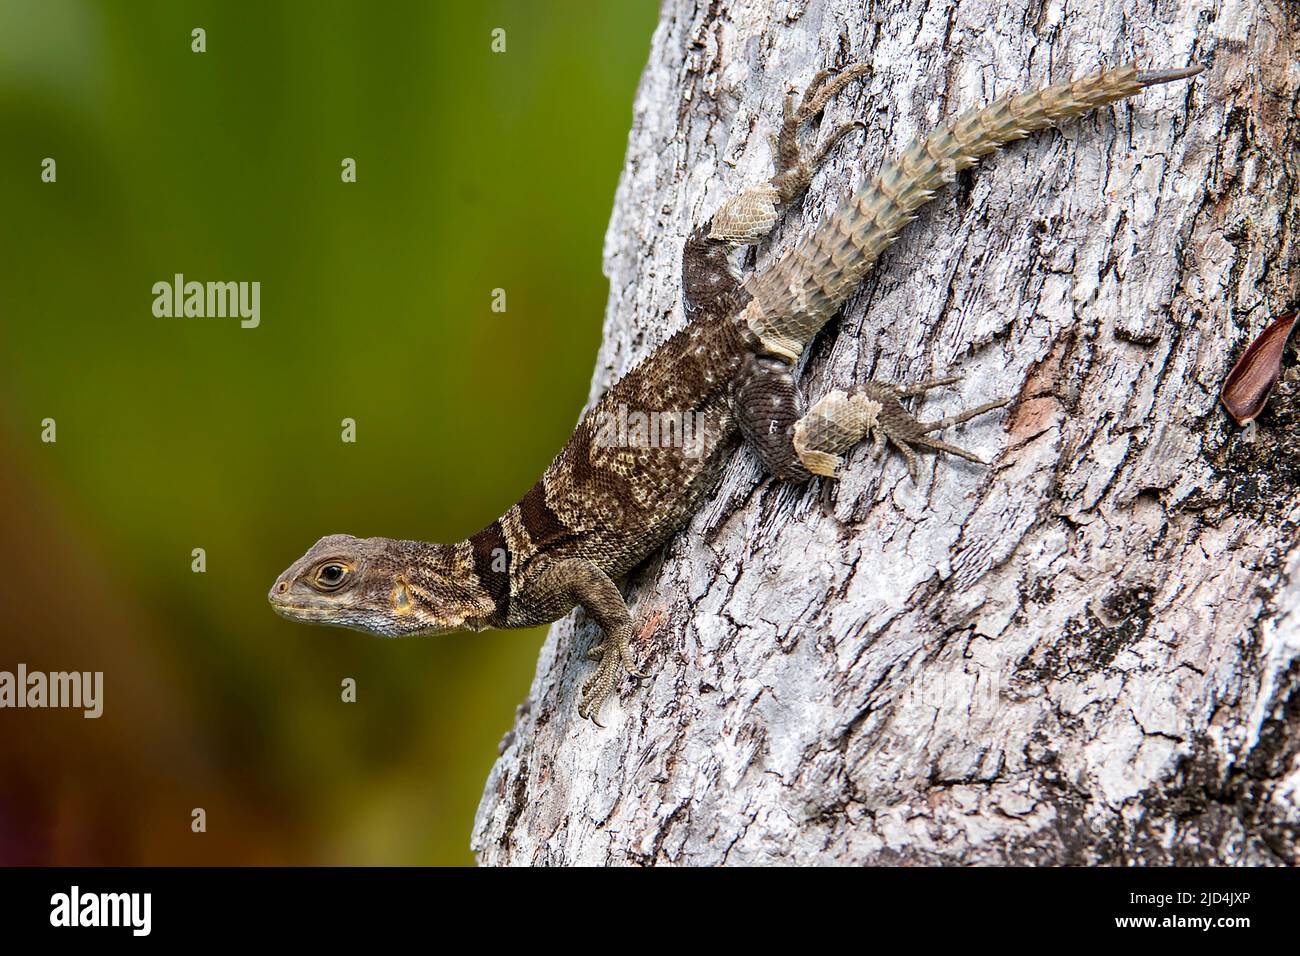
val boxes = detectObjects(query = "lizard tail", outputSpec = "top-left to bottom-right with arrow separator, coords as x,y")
740,63 -> 1203,361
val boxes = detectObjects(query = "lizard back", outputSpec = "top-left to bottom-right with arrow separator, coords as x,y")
470,304 -> 751,623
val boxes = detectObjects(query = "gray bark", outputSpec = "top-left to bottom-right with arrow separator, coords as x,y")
473,0 -> 1300,865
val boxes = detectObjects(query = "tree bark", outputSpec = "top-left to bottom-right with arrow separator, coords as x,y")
472,0 -> 1300,865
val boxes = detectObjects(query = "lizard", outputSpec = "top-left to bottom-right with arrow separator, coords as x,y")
269,57 -> 1202,723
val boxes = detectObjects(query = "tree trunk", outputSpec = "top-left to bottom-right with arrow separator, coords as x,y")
472,0 -> 1300,865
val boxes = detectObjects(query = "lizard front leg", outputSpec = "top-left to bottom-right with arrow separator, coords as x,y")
526,558 -> 647,724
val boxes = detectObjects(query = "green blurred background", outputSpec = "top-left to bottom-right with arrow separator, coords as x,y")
0,0 -> 656,864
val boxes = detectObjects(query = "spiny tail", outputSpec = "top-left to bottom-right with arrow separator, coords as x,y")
741,63 -> 1202,361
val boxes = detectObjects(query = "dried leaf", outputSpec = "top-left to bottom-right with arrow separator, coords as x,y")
1221,311 -> 1298,425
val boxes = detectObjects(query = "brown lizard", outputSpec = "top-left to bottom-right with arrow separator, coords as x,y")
269,59 -> 1202,723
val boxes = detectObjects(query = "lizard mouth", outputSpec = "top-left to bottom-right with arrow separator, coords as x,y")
269,602 -> 333,621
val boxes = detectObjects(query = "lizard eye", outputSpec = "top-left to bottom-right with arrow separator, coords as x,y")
314,563 -> 349,590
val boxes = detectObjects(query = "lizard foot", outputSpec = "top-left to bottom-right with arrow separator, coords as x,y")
860,377 -> 1012,482
771,60 -> 871,203
709,61 -> 869,243
578,609 -> 664,726
792,377 -> 1011,481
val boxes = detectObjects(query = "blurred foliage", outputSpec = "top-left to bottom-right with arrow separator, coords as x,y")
0,0 -> 657,864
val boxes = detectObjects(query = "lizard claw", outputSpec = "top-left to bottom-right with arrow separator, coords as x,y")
577,609 -> 664,724
578,648 -> 626,725
856,378 -> 1010,481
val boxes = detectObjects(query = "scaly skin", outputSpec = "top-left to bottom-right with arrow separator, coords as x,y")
270,59 -> 1201,723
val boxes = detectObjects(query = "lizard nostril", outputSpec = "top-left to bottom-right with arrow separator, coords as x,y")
277,582 -> 288,593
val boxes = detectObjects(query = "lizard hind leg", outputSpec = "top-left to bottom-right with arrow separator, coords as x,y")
735,354 -> 814,481
707,60 -> 870,246
790,389 -> 884,479
771,61 -> 872,204
793,377 -> 1011,482
685,61 -> 869,319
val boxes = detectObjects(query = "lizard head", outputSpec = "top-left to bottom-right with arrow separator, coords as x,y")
269,533 -> 489,637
